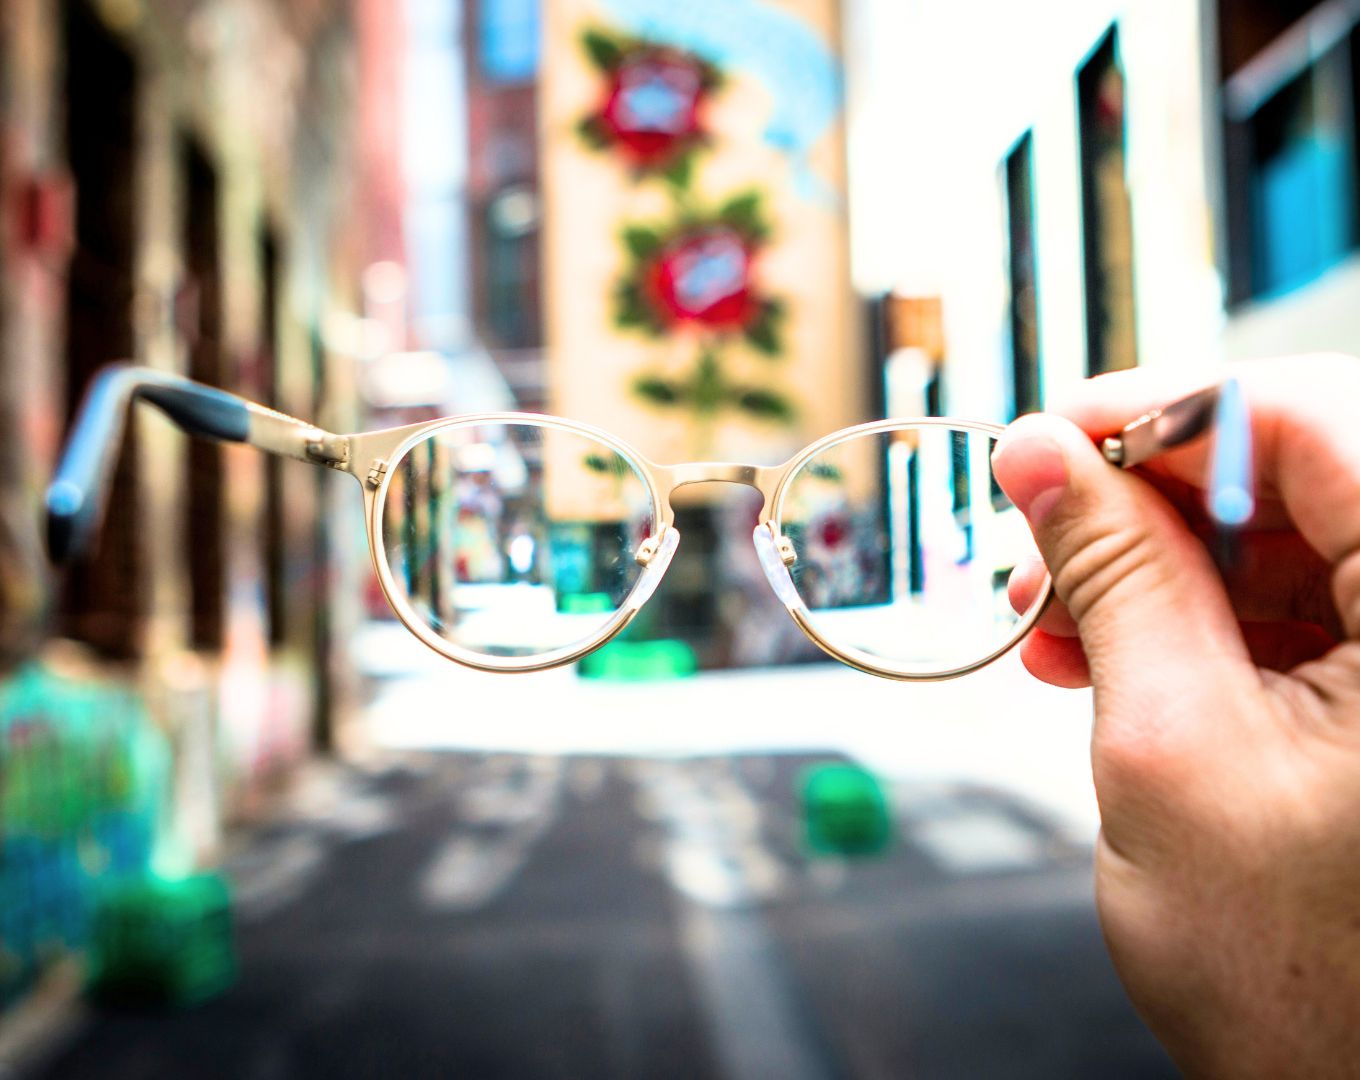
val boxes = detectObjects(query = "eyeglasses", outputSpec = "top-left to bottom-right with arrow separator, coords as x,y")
46,365 -> 1245,681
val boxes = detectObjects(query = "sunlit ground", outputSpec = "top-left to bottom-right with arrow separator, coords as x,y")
354,621 -> 1100,843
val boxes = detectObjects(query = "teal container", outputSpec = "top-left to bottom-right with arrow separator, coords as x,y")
87,873 -> 237,1007
577,639 -> 697,681
800,764 -> 893,857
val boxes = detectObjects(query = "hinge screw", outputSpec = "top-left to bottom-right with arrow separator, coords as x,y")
635,536 -> 660,566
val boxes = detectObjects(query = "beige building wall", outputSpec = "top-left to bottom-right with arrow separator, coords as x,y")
1223,259 -> 1360,359
542,0 -> 863,475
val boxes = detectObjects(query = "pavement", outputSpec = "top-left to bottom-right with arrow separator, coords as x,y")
354,621 -> 1105,840
17,649 -> 1177,1079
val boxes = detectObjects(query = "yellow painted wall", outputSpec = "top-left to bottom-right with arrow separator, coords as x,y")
542,0 -> 863,493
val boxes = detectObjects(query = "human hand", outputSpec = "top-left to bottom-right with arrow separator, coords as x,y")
991,354 -> 1360,1077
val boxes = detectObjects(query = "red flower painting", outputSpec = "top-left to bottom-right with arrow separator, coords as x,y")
574,26 -> 796,428
613,191 -> 784,355
613,193 -> 793,424
646,227 -> 756,330
577,30 -> 721,180
600,49 -> 707,168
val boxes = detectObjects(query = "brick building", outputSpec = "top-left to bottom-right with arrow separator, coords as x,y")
0,0 -> 392,1009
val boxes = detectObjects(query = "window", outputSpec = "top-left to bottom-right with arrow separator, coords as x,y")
259,224 -> 288,648
1247,64 -> 1354,297
481,184 -> 541,348
1003,132 -> 1042,419
478,0 -> 540,84
181,137 -> 226,652
1077,27 -> 1138,376
1221,0 -> 1359,304
60,0 -> 144,659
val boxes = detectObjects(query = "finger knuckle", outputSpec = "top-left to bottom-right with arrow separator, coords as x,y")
1052,523 -> 1172,628
1291,642 -> 1360,713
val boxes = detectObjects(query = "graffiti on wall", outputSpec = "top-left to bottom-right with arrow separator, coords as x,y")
0,664 -> 168,1006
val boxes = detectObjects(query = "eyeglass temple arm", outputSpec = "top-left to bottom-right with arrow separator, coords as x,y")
46,363 -> 348,563
1101,383 -> 1224,468
1100,377 -> 1253,528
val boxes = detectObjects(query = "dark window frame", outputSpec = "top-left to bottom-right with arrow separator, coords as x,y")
1077,24 -> 1140,377
1220,0 -> 1360,306
59,0 -> 145,660
1002,131 -> 1043,421
180,135 -> 227,653
259,222 -> 289,648
479,185 -> 542,349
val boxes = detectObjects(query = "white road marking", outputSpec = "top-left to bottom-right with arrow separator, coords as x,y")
911,811 -> 1047,874
640,761 -> 831,1080
419,835 -> 533,911
417,758 -> 564,911
677,902 -> 832,1080
232,834 -> 327,920
362,650 -> 1101,843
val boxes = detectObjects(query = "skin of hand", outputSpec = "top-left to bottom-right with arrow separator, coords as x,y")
990,354 -> 1360,1078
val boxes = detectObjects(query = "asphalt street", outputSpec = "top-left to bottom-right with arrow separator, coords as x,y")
27,749 -> 1176,1079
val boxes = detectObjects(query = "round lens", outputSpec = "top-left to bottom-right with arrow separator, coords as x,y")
379,421 -> 656,660
777,424 -> 1043,676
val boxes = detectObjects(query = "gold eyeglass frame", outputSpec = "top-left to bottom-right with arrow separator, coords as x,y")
356,411 -> 1043,681
47,365 -> 1235,684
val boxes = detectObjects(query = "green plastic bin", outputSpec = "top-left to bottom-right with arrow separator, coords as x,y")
87,872 -> 237,1006
800,764 -> 893,857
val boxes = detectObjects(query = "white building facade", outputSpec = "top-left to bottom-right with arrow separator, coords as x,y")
845,0 -> 1360,420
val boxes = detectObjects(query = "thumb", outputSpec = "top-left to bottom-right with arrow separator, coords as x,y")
991,413 -> 1253,714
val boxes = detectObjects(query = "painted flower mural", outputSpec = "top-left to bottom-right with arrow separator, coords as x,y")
575,26 -> 798,431
649,227 -> 754,330
614,193 -> 784,350
613,193 -> 791,423
577,30 -> 721,181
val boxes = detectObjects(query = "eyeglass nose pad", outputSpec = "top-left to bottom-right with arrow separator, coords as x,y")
625,525 -> 680,613
753,522 -> 803,609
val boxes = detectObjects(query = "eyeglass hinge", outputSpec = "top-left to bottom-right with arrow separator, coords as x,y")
366,460 -> 388,489
306,433 -> 350,469
635,535 -> 661,566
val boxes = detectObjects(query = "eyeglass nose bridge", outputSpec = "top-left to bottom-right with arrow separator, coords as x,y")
649,461 -> 786,522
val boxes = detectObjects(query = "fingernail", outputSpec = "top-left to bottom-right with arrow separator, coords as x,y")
992,430 -> 1069,526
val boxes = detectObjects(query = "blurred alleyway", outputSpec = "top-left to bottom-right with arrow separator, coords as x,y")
8,0 -> 1358,1073
21,661 -> 1177,1078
